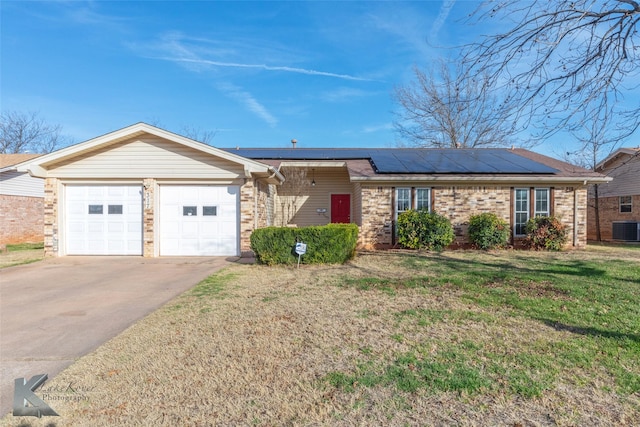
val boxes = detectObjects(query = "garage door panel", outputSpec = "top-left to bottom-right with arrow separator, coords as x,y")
65,185 -> 142,255
160,185 -> 239,256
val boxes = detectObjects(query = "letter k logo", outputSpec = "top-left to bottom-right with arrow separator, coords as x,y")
13,374 -> 59,417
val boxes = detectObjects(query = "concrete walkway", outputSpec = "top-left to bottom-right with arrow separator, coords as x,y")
0,256 -> 230,416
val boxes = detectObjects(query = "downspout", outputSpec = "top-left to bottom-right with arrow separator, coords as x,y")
254,179 -> 258,230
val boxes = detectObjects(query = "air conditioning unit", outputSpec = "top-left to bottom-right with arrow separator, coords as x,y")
612,222 -> 640,241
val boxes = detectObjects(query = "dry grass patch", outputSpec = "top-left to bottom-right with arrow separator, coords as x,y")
3,249 -> 639,426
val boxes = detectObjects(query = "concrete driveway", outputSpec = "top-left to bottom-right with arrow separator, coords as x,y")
0,256 -> 230,416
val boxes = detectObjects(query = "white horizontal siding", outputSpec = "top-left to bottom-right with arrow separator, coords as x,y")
0,170 -> 44,197
48,137 -> 246,179
598,155 -> 640,198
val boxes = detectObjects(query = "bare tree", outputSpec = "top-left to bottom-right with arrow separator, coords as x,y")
568,102 -> 628,241
394,60 -> 518,148
462,0 -> 640,140
275,167 -> 310,226
180,125 -> 217,145
0,111 -> 68,154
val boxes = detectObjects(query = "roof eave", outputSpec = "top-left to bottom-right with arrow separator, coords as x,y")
349,175 -> 613,184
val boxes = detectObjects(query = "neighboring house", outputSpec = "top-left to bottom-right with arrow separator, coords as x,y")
0,154 -> 45,245
15,123 -> 609,258
587,147 -> 640,242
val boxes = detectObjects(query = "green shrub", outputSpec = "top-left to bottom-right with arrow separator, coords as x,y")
524,216 -> 568,251
396,210 -> 454,251
250,223 -> 358,265
468,213 -> 510,250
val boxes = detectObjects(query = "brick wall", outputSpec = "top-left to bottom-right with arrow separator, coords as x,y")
240,179 -> 256,255
587,194 -> 640,241
554,186 -> 587,247
358,184 -> 588,249
359,185 -> 393,248
433,186 -> 510,245
0,194 -> 44,245
142,179 -> 155,257
43,177 -> 58,257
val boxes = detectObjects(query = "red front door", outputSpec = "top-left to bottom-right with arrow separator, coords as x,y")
331,194 -> 351,223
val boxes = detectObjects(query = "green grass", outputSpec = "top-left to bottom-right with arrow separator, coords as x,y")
188,272 -> 236,298
327,249 -> 640,398
6,242 -> 44,251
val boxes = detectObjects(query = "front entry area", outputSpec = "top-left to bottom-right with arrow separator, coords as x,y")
159,185 -> 239,256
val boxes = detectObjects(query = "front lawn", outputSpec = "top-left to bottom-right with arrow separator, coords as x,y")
5,246 -> 639,426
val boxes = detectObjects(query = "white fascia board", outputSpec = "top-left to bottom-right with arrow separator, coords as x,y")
15,122 -> 275,177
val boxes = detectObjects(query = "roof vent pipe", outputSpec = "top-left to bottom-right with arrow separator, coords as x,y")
291,139 -> 297,149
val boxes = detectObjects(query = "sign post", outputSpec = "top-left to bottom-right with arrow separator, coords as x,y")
294,242 -> 307,268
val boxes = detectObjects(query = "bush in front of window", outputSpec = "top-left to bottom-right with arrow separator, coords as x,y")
468,213 -> 510,250
250,223 -> 358,265
397,210 -> 454,251
524,216 -> 568,251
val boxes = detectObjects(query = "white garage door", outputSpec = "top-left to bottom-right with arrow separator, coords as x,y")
159,185 -> 239,256
66,185 -> 143,255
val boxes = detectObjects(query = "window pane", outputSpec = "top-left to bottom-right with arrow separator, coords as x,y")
416,188 -> 430,211
514,188 -> 529,235
108,205 -> 123,215
203,206 -> 217,216
183,206 -> 197,216
396,188 -> 411,212
620,196 -> 632,213
88,205 -> 103,214
535,188 -> 549,216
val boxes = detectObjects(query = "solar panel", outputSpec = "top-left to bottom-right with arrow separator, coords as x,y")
223,148 -> 557,174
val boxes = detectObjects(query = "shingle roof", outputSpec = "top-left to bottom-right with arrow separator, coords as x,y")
0,153 -> 42,169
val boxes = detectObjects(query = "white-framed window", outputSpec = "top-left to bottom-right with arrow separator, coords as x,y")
620,196 -> 632,213
395,187 -> 432,219
514,187 -> 551,236
534,188 -> 550,217
396,188 -> 411,218
514,188 -> 529,236
416,188 -> 431,211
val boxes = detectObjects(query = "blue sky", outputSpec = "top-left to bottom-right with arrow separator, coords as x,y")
0,1 -> 599,157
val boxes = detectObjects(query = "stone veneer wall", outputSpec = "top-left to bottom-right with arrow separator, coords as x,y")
240,179 -> 256,254
587,194 -> 640,241
432,186 -> 511,245
554,186 -> 587,248
0,195 -> 44,245
359,185 -> 588,249
359,185 -> 393,248
142,178 -> 155,257
43,177 -> 59,257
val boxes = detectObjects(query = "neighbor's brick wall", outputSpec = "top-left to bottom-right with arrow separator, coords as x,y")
587,194 -> 640,241
0,194 -> 44,245
43,178 -> 59,257
359,185 -> 393,248
433,186 -> 510,245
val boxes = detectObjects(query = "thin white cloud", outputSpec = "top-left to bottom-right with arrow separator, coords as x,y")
155,56 -> 373,82
362,122 -> 393,133
217,83 -> 278,128
430,0 -> 457,42
321,87 -> 375,102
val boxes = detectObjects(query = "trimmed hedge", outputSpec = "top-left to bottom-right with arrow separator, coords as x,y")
524,216 -> 568,251
396,210 -> 454,251
468,213 -> 510,250
250,223 -> 359,265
